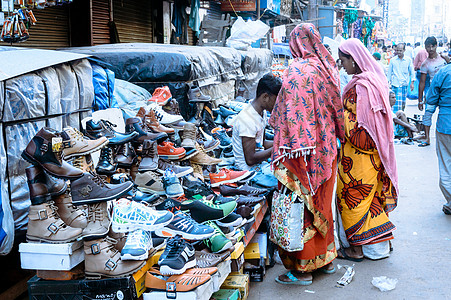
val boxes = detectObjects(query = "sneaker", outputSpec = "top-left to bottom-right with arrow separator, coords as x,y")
180,198 -> 237,223
135,170 -> 165,195
216,212 -> 243,227
158,160 -> 193,177
195,250 -> 231,268
155,211 -> 215,240
163,169 -> 185,198
203,221 -> 233,253
211,128 -> 232,149
158,236 -> 196,275
210,169 -> 254,187
157,141 -> 186,160
181,176 -> 213,198
189,143 -> 222,166
219,183 -> 267,197
121,229 -> 152,261
148,101 -> 184,125
155,197 -> 182,213
150,86 -> 172,106
112,200 -> 173,233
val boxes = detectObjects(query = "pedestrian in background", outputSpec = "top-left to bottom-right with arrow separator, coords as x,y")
337,38 -> 398,261
424,64 -> 451,215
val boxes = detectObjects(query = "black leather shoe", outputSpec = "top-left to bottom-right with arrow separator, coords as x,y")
85,119 -> 138,145
125,117 -> 168,144
96,146 -> 117,175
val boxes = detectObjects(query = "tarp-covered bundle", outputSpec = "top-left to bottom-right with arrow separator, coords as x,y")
0,47 -> 93,255
239,48 -> 274,99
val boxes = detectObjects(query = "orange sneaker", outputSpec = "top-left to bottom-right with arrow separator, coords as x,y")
209,168 -> 253,187
157,141 -> 186,160
150,86 -> 172,106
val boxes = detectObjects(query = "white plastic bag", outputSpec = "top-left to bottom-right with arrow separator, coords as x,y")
372,276 -> 398,292
226,17 -> 269,51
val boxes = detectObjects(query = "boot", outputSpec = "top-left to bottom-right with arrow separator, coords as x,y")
125,117 -> 168,144
181,123 -> 196,149
84,119 -> 138,145
84,236 -> 145,279
189,143 -> 222,166
27,201 -> 83,243
82,202 -> 111,239
22,128 -> 83,179
138,140 -> 159,172
54,190 -> 87,228
163,99 -> 181,116
96,146 -> 117,176
142,109 -> 175,134
70,172 -> 133,206
108,228 -> 127,251
61,127 -> 108,159
235,86 -> 246,102
114,143 -> 136,169
26,166 -> 50,205
70,154 -> 95,173
188,86 -> 211,103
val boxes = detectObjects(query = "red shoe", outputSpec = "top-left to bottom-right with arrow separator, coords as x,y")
209,168 -> 253,187
150,86 -> 172,106
157,141 -> 186,160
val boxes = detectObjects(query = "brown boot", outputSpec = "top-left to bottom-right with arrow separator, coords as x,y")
69,154 -> 95,173
26,165 -> 68,205
21,128 -> 83,179
82,202 -> 111,239
61,127 -> 108,159
189,143 -> 222,165
144,109 -> 175,134
114,143 -> 136,169
27,201 -> 83,243
181,123 -> 197,148
125,117 -> 168,144
53,190 -> 87,229
108,228 -> 127,251
84,236 -> 145,279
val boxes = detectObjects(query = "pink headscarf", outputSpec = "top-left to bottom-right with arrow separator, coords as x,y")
339,38 -> 399,194
413,49 -> 428,70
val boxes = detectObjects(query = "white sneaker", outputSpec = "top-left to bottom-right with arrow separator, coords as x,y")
121,229 -> 152,260
147,102 -> 184,125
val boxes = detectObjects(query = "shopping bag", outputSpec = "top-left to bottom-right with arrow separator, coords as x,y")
269,189 -> 304,252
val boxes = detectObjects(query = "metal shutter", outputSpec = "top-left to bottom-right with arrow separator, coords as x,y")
113,0 -> 153,43
92,0 -> 111,45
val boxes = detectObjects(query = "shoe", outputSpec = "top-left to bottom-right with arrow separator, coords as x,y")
26,165 -> 67,205
135,170 -> 165,195
148,102 -> 184,125
82,202 -> 111,239
158,236 -> 196,275
61,127 -> 109,159
211,194 -> 236,205
218,105 -> 238,118
167,120 -> 187,130
189,143 -> 222,166
203,221 -> 233,253
22,128 -> 84,179
70,172 -> 133,206
145,271 -> 210,292
96,146 -> 117,175
195,249 -> 231,268
214,114 -> 226,127
181,123 -> 197,149
180,198 -> 237,223
219,183 -> 268,197
157,141 -> 186,160
181,176 -> 213,198
109,228 -> 127,251
163,99 -> 182,116
128,188 -> 160,204
84,236 -> 146,279
163,169 -> 185,198
138,140 -> 159,171
84,119 -> 138,145
155,197 -> 182,213
221,146 -> 234,158
216,212 -> 243,227
150,86 -> 172,106
210,169 -> 253,187
27,201 -> 83,243
265,130 -> 274,141
148,266 -> 217,276
200,138 -> 220,152
54,190 -> 87,229
249,172 -> 278,188
155,210 -> 215,240
121,229 -> 152,261
69,155 -> 95,173
236,195 -> 265,206
211,128 -> 232,149
111,199 -> 173,233
188,85 -> 211,103
158,160 -> 193,178
125,117 -> 168,144
236,205 -> 253,219
114,142 -> 137,169
137,107 -> 175,134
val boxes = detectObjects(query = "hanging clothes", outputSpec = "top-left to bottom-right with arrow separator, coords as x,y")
189,0 -> 201,37
172,0 -> 189,44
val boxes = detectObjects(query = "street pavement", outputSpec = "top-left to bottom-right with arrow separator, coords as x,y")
249,100 -> 451,299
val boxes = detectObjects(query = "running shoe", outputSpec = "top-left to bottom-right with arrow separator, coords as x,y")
180,198 -> 237,223
163,169 -> 184,198
203,221 -> 233,253
121,229 -> 152,261
155,211 -> 215,240
158,236 -> 196,275
209,169 -> 254,187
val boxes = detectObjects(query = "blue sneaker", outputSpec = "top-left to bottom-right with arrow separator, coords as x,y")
212,129 -> 231,149
155,210 -> 215,240
163,169 -> 185,198
121,229 -> 152,261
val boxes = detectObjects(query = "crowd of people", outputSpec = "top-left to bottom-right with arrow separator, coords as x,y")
232,22 -> 451,286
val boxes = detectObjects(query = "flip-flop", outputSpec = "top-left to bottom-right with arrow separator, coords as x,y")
418,141 -> 430,147
319,265 -> 336,274
337,248 -> 364,262
275,271 -> 312,285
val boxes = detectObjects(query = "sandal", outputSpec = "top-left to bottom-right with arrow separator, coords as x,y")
145,271 -> 211,291
337,248 -> 364,262
319,263 -> 336,274
275,271 -> 312,285
418,141 -> 430,147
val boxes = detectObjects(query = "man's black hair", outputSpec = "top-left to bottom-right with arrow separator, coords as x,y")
415,42 -> 420,47
256,73 -> 282,98
439,42 -> 443,47
425,36 -> 437,47
407,42 -> 411,46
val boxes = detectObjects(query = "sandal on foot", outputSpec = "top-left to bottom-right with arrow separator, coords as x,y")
337,248 -> 364,262
275,271 -> 312,285
418,141 -> 430,147
319,264 -> 336,274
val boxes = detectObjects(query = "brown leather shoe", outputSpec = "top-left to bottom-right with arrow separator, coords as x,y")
189,143 -> 222,166
54,190 -> 87,229
219,184 -> 267,197
114,142 -> 136,169
26,166 -> 51,205
69,154 -> 95,173
125,117 -> 168,144
22,128 -> 83,179
143,108 -> 175,134
62,127 -> 108,159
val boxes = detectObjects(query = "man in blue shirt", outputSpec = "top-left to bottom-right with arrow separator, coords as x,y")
426,64 -> 451,215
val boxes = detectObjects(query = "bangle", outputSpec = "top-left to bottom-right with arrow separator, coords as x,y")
418,101 -> 424,104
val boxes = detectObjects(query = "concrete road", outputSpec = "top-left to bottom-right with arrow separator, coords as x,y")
249,101 -> 451,299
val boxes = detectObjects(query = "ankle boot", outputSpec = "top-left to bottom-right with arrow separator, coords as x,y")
114,142 -> 136,169
163,99 -> 181,116
188,86 -> 211,103
53,190 -> 87,229
181,122 -> 197,149
82,201 -> 110,239
61,127 -> 108,159
27,201 -> 83,243
108,228 -> 127,251
84,119 -> 138,145
69,154 -> 95,173
125,117 -> 168,144
22,128 -> 83,179
84,236 -> 145,279
144,109 -> 175,134
138,140 -> 159,172
96,146 -> 117,175
26,166 -> 51,205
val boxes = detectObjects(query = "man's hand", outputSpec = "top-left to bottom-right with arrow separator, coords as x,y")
418,101 -> 424,111
410,124 -> 418,132
410,81 -> 414,91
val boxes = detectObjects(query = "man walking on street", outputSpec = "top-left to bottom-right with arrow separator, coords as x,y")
387,43 -> 415,113
425,64 -> 451,215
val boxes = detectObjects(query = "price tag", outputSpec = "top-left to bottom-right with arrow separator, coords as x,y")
1,0 -> 14,13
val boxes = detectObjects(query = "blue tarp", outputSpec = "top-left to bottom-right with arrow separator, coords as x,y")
272,43 -> 291,57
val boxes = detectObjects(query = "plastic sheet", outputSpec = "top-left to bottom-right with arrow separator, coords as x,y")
114,79 -> 151,114
92,64 -> 118,111
55,63 -> 80,128
72,59 -> 95,121
372,276 -> 398,291
37,67 -> 63,131
239,49 -> 273,99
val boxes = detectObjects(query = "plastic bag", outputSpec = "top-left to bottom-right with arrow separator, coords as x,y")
226,17 -> 269,51
372,276 -> 398,292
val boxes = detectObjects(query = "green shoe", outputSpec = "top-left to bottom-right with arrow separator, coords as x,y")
203,221 -> 233,253
180,198 -> 237,223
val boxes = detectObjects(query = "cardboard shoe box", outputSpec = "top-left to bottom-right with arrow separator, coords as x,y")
211,289 -> 240,300
220,274 -> 249,300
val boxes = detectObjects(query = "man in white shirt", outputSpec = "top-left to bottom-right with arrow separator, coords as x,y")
232,74 -> 282,171
387,43 -> 416,112
404,42 -> 414,61
413,42 -> 422,59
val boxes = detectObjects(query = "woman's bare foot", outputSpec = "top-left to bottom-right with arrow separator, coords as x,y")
277,270 -> 313,283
